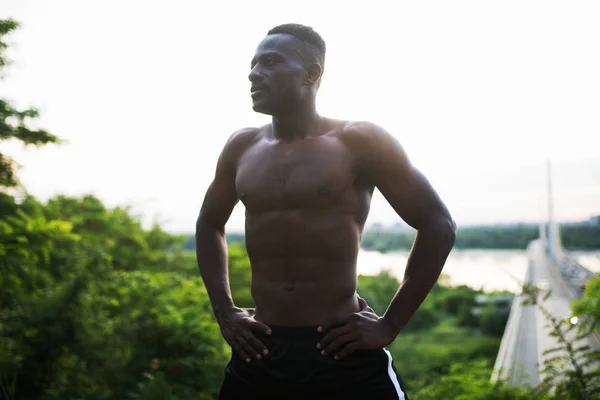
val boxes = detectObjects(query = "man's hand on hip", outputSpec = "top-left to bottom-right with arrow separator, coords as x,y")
316,302 -> 396,360
218,307 -> 271,363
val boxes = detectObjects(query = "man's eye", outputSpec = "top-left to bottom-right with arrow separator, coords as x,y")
266,58 -> 277,66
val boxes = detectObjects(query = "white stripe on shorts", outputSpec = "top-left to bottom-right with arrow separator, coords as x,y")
383,348 -> 406,400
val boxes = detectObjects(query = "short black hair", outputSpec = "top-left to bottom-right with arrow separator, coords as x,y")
267,23 -> 326,71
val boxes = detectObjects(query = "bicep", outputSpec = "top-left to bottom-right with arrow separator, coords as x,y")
377,163 -> 448,230
197,172 -> 239,233
197,137 -> 244,232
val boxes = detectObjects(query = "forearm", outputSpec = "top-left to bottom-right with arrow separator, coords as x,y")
382,216 -> 456,335
195,220 -> 235,321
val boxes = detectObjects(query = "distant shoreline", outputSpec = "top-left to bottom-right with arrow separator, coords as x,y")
181,222 -> 600,253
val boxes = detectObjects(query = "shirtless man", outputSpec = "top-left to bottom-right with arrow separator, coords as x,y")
196,23 -> 456,400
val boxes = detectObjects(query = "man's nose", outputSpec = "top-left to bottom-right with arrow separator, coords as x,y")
248,65 -> 263,83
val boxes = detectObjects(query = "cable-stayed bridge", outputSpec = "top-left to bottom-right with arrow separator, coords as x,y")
491,160 -> 599,387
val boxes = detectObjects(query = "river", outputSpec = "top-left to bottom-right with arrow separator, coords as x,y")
356,249 -> 600,294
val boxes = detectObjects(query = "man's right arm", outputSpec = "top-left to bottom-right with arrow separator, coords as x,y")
196,128 -> 271,362
195,128 -> 253,320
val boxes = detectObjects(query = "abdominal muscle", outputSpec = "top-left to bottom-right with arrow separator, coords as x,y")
250,259 -> 361,326
245,211 -> 364,326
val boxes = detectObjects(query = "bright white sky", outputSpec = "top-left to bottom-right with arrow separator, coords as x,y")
1,0 -> 599,233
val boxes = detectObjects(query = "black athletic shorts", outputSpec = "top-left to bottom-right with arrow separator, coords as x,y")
218,325 -> 408,400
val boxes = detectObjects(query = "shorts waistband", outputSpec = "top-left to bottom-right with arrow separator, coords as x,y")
263,324 -> 323,338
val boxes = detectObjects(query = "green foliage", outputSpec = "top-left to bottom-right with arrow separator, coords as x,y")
0,193 -> 229,400
39,194 -> 197,275
0,18 -> 61,188
357,269 -> 401,316
360,228 -> 416,253
413,360 -> 536,400
70,270 -> 228,400
0,19 -> 19,72
521,282 -> 600,400
2,192 -> 599,399
0,194 -> 89,399
572,275 -> 600,335
561,225 -> 600,251
479,302 -> 511,337
0,190 -> 518,399
390,320 -> 501,389
357,269 -> 515,392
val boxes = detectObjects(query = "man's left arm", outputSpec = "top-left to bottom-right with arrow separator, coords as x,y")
317,122 -> 456,359
360,124 -> 457,336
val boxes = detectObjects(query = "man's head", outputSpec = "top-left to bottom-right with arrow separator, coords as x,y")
249,23 -> 326,115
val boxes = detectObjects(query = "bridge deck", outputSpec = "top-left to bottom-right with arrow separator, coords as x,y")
492,240 -> 598,387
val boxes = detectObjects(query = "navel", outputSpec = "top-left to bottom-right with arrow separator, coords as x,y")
318,187 -> 330,196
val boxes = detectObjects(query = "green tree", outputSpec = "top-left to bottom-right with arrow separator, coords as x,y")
572,275 -> 600,335
0,18 -> 60,188
359,224 -> 600,252
413,360 -> 537,400
479,302 -> 510,337
0,194 -> 87,399
0,194 -> 230,400
357,269 -> 400,315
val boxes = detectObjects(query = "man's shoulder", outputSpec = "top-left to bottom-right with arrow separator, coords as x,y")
227,125 -> 265,146
336,119 -> 409,173
222,125 -> 269,154
337,120 -> 394,148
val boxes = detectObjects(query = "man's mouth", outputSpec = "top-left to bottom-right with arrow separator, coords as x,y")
251,85 -> 268,93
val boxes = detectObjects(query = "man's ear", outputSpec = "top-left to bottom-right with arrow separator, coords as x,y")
305,63 -> 322,85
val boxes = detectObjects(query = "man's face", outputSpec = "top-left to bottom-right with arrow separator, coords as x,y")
248,34 -> 309,115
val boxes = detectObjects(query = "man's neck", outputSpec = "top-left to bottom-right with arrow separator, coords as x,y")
271,101 -> 321,141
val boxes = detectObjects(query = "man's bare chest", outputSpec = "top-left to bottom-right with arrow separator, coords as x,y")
235,138 -> 357,211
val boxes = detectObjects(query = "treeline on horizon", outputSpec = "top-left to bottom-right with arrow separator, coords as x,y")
359,223 -> 600,253
181,223 -> 600,253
